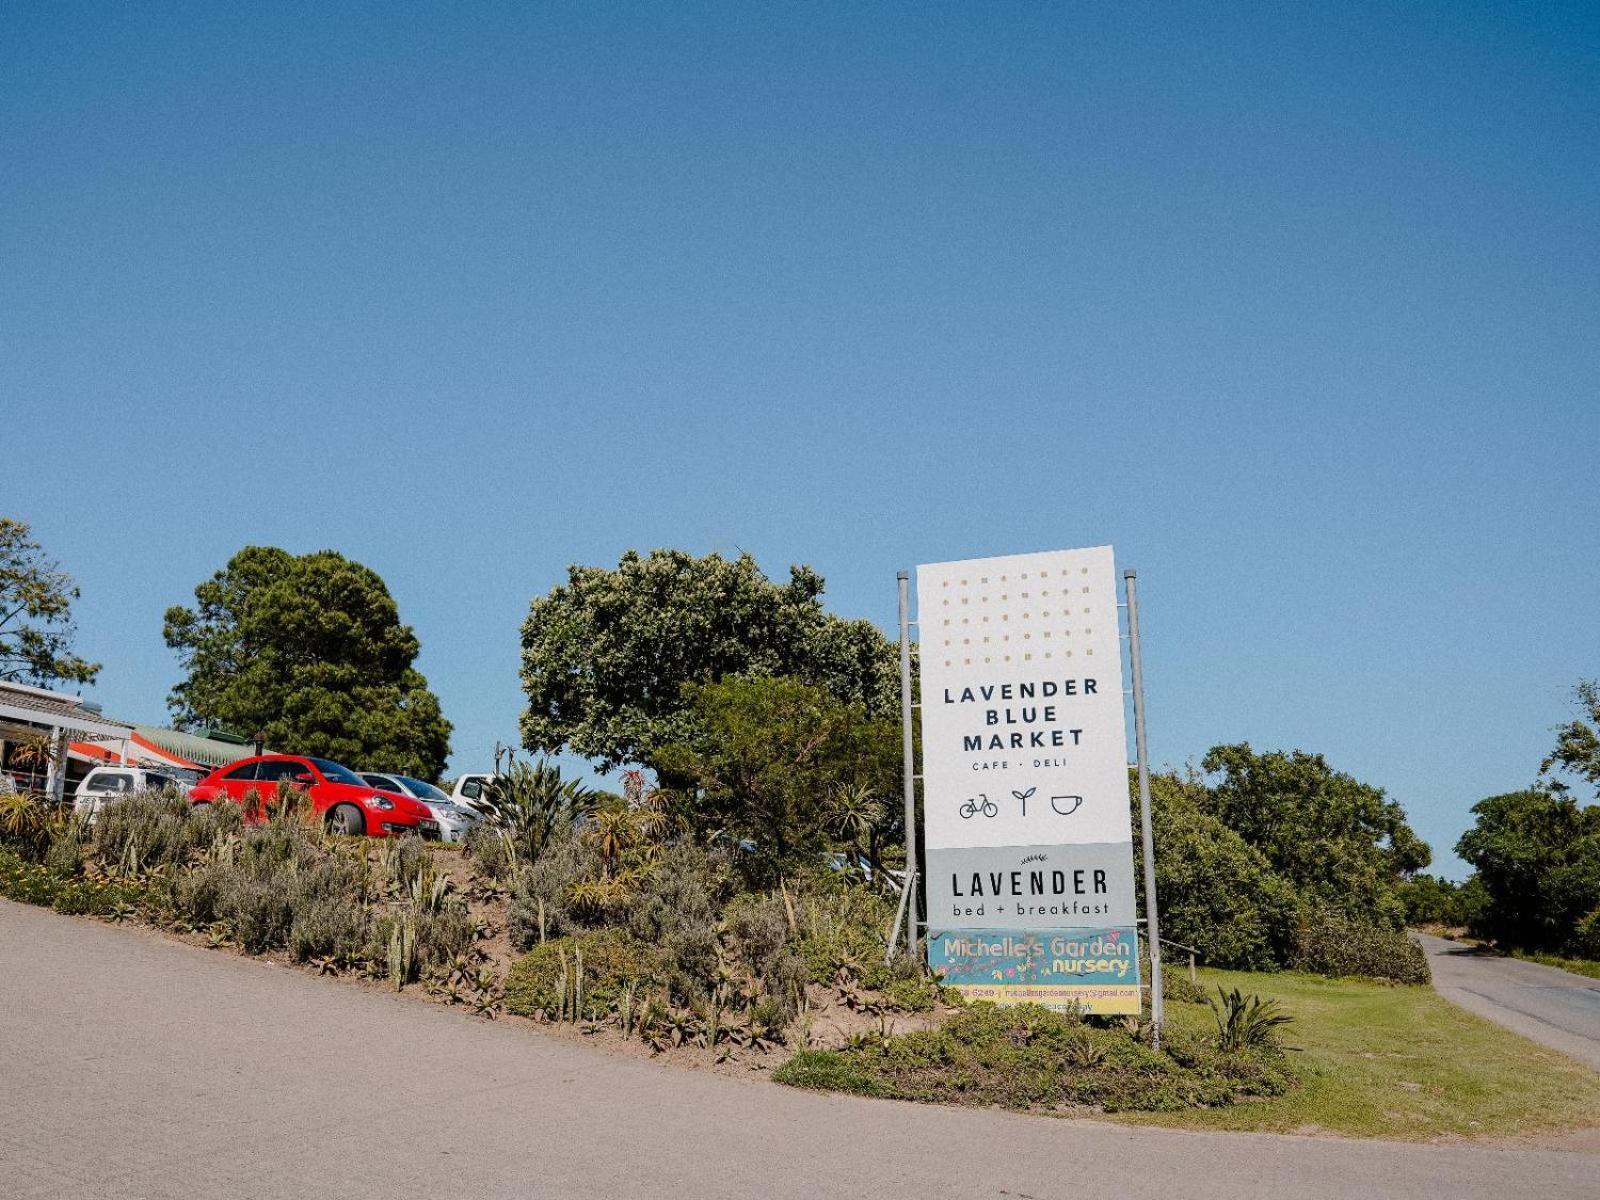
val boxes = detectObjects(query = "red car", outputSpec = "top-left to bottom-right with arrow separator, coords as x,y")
189,754 -> 440,839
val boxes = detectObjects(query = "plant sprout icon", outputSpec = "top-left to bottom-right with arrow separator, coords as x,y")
1012,787 -> 1037,815
1050,794 -> 1084,817
959,793 -> 998,819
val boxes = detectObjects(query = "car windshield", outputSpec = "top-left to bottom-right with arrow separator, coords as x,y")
307,757 -> 364,786
397,776 -> 451,802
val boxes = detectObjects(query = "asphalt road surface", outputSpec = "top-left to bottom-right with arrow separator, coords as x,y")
2,900 -> 1596,1200
1416,932 -> 1600,1071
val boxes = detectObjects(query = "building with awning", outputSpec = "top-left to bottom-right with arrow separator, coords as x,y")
72,725 -> 259,772
0,680 -> 134,802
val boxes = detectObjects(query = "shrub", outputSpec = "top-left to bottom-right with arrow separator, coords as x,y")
1457,788 -> 1600,956
723,891 -> 791,979
1571,907 -> 1600,961
364,901 -> 473,985
284,855 -> 374,962
1288,908 -> 1430,984
503,929 -> 662,1018
775,1002 -> 1293,1112
1397,873 -> 1478,928
413,903 -> 476,974
0,792 -> 55,861
479,760 -> 597,866
1161,970 -> 1207,1005
507,830 -> 604,948
875,955 -> 946,1013
222,874 -> 297,953
626,845 -> 730,1001
791,881 -> 945,1009
288,890 -> 369,963
1138,773 -> 1302,971
463,823 -> 515,882
44,812 -> 91,876
795,883 -> 896,984
94,789 -> 240,873
380,835 -> 434,894
723,890 -> 811,1014
0,846 -> 151,915
175,809 -> 366,955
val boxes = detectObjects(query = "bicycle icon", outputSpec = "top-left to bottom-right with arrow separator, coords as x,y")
959,793 -> 999,819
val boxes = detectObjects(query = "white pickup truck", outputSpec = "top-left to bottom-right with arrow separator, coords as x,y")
449,773 -> 497,817
72,764 -> 202,819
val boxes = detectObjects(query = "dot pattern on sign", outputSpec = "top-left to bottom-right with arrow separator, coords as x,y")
930,554 -> 1112,665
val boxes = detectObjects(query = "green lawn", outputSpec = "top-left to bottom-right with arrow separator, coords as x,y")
1510,950 -> 1600,981
1115,967 -> 1600,1139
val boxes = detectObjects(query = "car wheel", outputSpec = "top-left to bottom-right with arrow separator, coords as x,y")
326,803 -> 366,836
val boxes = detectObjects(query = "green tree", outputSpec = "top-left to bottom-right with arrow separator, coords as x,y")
1135,771 -> 1303,971
1542,680 -> 1600,799
1456,789 -> 1600,954
164,546 -> 451,779
1396,873 -> 1486,929
655,675 -> 901,883
519,549 -> 901,773
0,517 -> 99,686
1200,744 -> 1430,929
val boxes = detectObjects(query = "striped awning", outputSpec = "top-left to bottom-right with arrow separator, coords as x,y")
131,725 -> 259,769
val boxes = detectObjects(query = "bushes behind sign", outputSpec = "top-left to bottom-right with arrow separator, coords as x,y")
1138,748 -> 1432,983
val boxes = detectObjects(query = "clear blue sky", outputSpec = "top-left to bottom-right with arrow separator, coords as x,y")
3,3 -> 1596,877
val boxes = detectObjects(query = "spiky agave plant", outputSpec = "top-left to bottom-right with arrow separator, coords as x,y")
638,996 -> 670,1052
481,760 -> 597,861
663,1008 -> 704,1049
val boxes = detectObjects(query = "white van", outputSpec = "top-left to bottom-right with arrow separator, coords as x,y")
72,765 -> 201,820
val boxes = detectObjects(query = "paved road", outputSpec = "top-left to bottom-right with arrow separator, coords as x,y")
2,902 -> 1596,1200
1417,932 -> 1600,1071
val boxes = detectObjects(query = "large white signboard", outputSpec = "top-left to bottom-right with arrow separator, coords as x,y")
918,545 -> 1141,1013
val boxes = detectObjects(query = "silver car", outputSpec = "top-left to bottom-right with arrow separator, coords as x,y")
359,773 -> 482,844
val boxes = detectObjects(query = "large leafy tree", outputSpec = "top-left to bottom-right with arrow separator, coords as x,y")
1456,789 -> 1600,955
655,675 -> 901,883
1199,744 -> 1430,929
1542,680 -> 1600,799
520,549 -> 901,772
1134,771 -> 1302,971
0,517 -> 99,686
164,546 -> 451,779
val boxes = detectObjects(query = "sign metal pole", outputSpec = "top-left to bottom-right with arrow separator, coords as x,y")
1124,567 -> 1165,1047
897,570 -> 920,958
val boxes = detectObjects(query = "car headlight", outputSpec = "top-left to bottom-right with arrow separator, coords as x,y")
365,795 -> 395,810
